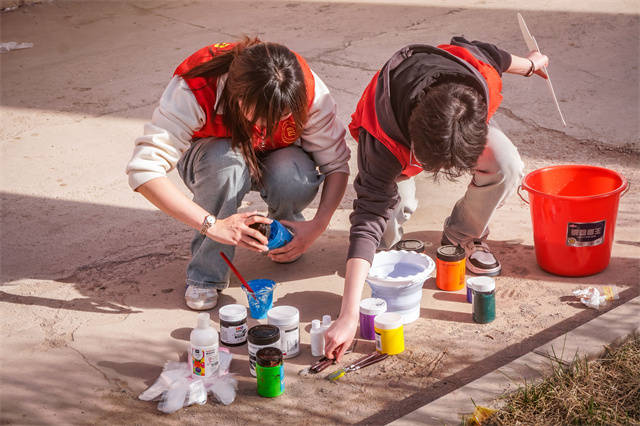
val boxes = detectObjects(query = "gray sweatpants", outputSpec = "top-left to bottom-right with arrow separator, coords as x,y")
177,138 -> 324,289
380,125 -> 525,248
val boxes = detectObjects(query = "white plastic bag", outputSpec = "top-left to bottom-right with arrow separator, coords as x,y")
139,348 -> 237,413
0,42 -> 34,53
573,286 -> 619,309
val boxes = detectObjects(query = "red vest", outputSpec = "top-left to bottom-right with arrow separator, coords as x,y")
349,45 -> 503,177
174,42 -> 316,151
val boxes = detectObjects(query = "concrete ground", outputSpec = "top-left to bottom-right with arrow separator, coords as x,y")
1,1 -> 638,424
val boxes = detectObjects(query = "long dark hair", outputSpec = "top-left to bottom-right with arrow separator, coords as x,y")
409,80 -> 488,180
181,37 -> 308,183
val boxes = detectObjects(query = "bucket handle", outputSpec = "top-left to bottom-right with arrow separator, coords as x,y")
517,185 -> 529,204
621,182 -> 631,198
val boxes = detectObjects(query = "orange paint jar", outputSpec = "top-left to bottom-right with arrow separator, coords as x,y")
435,245 -> 466,291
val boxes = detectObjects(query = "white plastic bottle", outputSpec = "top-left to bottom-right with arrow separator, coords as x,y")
310,319 -> 325,356
321,314 -> 332,332
190,312 -> 219,378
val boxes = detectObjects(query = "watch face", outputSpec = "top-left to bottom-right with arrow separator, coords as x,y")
206,216 -> 215,225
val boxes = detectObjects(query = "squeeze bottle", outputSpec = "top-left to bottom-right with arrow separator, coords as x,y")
190,313 -> 219,378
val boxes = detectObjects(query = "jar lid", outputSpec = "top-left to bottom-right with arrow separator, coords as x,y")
219,304 -> 247,322
374,312 -> 403,330
393,239 -> 425,253
248,324 -> 280,345
256,347 -> 283,367
468,276 -> 495,292
359,298 -> 387,316
436,245 -> 465,262
267,305 -> 299,326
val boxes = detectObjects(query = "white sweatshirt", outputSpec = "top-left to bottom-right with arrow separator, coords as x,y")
126,71 -> 350,190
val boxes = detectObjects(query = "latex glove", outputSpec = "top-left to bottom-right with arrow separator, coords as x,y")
267,219 -> 323,262
323,316 -> 358,362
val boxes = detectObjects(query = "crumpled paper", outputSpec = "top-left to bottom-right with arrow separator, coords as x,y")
572,286 -> 619,309
0,42 -> 34,53
139,348 -> 237,413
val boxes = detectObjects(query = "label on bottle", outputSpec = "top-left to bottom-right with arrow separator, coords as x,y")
279,325 -> 299,357
191,344 -> 219,377
375,331 -> 382,352
221,323 -> 248,345
566,220 -> 605,247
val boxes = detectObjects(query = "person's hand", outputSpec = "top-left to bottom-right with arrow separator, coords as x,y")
267,218 -> 324,262
324,315 -> 358,361
527,51 -> 550,79
209,211 -> 271,252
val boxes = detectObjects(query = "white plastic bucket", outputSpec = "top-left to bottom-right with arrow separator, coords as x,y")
366,250 -> 435,324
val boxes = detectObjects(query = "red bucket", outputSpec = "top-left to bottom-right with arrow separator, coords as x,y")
519,165 -> 628,276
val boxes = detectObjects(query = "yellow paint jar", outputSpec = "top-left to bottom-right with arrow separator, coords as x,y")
374,312 -> 404,355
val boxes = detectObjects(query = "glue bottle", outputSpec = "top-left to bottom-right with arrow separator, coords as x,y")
190,313 -> 219,378
321,314 -> 332,332
310,319 -> 325,356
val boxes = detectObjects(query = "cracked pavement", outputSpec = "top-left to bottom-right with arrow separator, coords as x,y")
1,0 -> 638,424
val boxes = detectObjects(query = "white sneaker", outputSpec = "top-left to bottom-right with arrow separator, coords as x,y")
184,285 -> 218,310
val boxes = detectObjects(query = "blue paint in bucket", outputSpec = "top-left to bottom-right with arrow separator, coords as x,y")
267,220 -> 293,250
244,279 -> 276,319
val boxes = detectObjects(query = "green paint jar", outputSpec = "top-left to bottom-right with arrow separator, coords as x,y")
255,347 -> 284,398
472,277 -> 496,324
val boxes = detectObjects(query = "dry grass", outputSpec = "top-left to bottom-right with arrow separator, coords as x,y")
484,334 -> 640,426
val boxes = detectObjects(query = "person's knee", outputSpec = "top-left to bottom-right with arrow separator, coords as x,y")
485,128 -> 524,187
262,147 -> 320,205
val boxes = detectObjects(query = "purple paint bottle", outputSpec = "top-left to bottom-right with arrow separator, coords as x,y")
359,298 -> 387,340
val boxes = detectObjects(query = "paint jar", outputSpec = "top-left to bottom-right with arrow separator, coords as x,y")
219,304 -> 248,346
374,312 -> 404,355
267,306 -> 300,359
249,217 -> 294,250
256,347 -> 284,397
436,245 -> 466,291
472,277 -> 496,324
248,325 -> 280,377
466,279 -> 474,303
243,279 -> 276,319
266,219 -> 294,250
359,298 -> 387,340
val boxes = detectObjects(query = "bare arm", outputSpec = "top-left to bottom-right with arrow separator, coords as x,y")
324,257 -> 371,360
271,171 -> 348,262
137,177 -> 270,251
506,52 -> 549,79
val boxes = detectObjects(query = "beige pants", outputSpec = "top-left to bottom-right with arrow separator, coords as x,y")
380,125 -> 525,248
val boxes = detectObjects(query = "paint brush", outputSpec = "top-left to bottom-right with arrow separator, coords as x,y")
326,352 -> 389,381
219,252 -> 258,301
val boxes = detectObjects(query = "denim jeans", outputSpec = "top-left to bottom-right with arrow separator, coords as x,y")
380,125 -> 525,248
177,138 -> 324,289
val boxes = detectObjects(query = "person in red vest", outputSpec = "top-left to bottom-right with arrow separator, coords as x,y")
126,38 -> 350,310
324,37 -> 549,359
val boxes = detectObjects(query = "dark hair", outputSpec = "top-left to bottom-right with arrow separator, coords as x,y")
408,81 -> 488,180
181,37 -> 308,183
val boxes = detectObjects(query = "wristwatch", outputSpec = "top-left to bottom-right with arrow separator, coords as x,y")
200,214 -> 216,235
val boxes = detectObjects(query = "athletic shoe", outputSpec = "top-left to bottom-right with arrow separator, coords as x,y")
184,285 -> 218,310
441,235 -> 502,276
